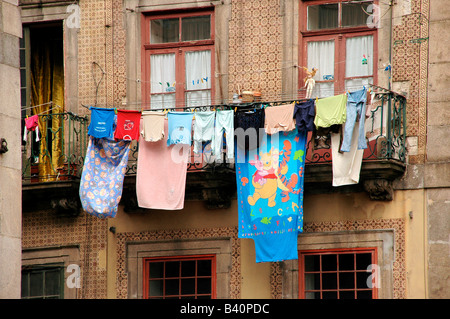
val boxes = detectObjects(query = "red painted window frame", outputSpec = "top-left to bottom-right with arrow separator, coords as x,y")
141,8 -> 215,109
143,254 -> 217,299
298,248 -> 379,299
299,0 -> 378,97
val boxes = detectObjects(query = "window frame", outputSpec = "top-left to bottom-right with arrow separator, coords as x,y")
298,247 -> 379,299
143,254 -> 217,299
21,263 -> 65,299
141,8 -> 215,108
299,0 -> 378,97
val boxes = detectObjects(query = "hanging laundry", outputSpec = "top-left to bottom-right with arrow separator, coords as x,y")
192,111 -> 216,154
136,119 -> 190,210
167,111 -> 194,146
264,103 -> 296,135
236,129 -> 307,263
234,108 -> 265,151
114,109 -> 141,141
293,99 -> 315,133
313,94 -> 347,129
88,107 -> 116,139
213,110 -> 234,161
340,87 -> 368,152
79,136 -> 131,218
141,110 -> 166,142
331,124 -> 364,187
23,115 -> 40,142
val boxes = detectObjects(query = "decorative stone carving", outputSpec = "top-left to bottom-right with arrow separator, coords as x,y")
363,179 -> 394,201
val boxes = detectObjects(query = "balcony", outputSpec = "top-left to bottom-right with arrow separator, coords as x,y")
22,87 -> 407,214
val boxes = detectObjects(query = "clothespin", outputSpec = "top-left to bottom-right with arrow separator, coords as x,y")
114,108 -> 118,114
234,107 -> 237,112
315,96 -> 318,103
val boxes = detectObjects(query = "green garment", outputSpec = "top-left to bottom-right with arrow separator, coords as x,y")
314,94 -> 348,128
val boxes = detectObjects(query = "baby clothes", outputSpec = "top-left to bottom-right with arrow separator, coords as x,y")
193,111 -> 216,154
213,110 -> 234,160
23,115 -> 40,142
314,94 -> 347,129
340,87 -> 368,152
167,111 -> 194,146
88,107 -> 116,139
114,110 -> 141,141
293,99 -> 315,133
234,108 -> 265,151
264,103 -> 296,135
141,111 -> 166,142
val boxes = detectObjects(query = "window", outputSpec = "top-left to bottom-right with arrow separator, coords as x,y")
142,9 -> 214,109
300,1 -> 377,98
21,264 -> 64,299
143,255 -> 216,299
299,248 -> 378,299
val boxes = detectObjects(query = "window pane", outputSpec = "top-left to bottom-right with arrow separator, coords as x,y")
339,254 -> 354,270
305,255 -> 320,272
30,272 -> 43,297
149,262 -> 164,278
322,273 -> 337,289
197,259 -> 212,277
149,280 -> 163,297
151,94 -> 176,110
197,278 -> 212,294
181,278 -> 195,295
356,253 -> 372,270
322,254 -> 337,271
307,40 -> 335,98
322,291 -> 337,299
346,35 -> 373,78
165,279 -> 179,295
357,290 -> 373,299
165,261 -> 179,278
307,4 -> 338,30
305,273 -> 320,290
151,18 -> 179,44
181,261 -> 196,277
21,273 -> 29,298
44,270 -> 61,296
150,53 -> 176,94
182,16 -> 211,41
340,290 -> 356,299
339,272 -> 355,289
356,271 -> 371,289
342,2 -> 372,27
305,291 -> 320,299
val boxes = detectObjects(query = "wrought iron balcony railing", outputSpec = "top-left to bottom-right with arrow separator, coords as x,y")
22,86 -> 406,184
22,111 -> 88,183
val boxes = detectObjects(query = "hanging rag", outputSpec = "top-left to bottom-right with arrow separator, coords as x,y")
136,119 -> 190,210
293,99 -> 316,133
114,109 -> 141,141
192,111 -> 216,154
264,103 -> 296,135
332,123 -> 365,187
234,108 -> 265,151
141,111 -> 166,142
79,136 -> 131,218
88,107 -> 116,139
313,94 -> 348,129
167,111 -> 194,146
23,115 -> 40,142
340,87 -> 368,152
235,128 -> 307,263
213,110 -> 234,160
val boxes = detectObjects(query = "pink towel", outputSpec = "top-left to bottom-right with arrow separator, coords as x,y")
136,119 -> 190,210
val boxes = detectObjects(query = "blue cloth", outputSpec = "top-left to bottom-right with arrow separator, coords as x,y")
79,136 -> 131,218
88,107 -> 116,139
167,112 -> 194,146
235,128 -> 307,263
340,88 -> 368,152
293,99 -> 315,132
